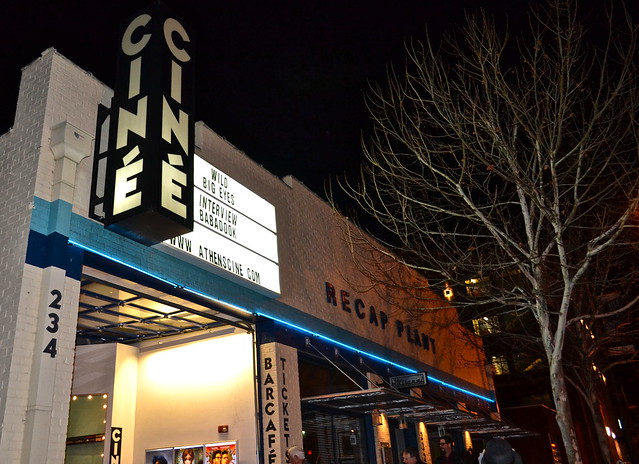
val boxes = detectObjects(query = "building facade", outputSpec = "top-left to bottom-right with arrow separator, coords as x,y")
0,48 -> 510,464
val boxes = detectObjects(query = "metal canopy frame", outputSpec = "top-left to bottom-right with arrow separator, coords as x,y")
76,266 -> 254,345
302,388 -> 534,437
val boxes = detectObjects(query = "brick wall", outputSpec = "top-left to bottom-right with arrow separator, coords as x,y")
0,50 -> 53,459
0,48 -> 109,463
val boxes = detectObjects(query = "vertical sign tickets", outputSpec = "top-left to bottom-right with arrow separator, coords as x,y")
104,3 -> 194,245
260,342 -> 302,464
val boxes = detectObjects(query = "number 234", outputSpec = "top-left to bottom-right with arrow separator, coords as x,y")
43,289 -> 62,358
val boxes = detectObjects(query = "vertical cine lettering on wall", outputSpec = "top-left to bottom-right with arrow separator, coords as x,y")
260,343 -> 303,464
103,3 -> 194,245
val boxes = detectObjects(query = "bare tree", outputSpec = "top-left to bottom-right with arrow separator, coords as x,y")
562,242 -> 639,461
337,1 -> 639,462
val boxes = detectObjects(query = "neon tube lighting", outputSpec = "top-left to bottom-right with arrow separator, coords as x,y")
256,311 -> 415,373
259,312 -> 495,403
68,240 -> 252,315
68,240 -> 494,403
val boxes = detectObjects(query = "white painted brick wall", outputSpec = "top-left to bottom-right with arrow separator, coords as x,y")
0,48 -> 50,459
35,49 -> 109,206
0,266 -> 43,461
0,48 -> 110,463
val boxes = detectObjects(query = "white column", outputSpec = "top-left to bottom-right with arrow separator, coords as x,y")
21,121 -> 92,464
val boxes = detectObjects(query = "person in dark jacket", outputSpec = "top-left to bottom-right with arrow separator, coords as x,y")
479,438 -> 522,464
402,447 -> 425,464
435,435 -> 465,464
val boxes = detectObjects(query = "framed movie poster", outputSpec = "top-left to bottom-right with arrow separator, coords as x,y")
146,448 -> 174,464
175,446 -> 204,464
204,441 -> 237,464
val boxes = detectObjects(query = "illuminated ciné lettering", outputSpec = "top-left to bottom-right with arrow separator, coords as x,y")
107,6 -> 193,242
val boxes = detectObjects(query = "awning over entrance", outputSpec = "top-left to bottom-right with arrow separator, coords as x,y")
76,266 -> 254,344
302,388 -> 533,438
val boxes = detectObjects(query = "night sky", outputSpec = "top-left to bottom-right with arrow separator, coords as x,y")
1,0 -> 526,199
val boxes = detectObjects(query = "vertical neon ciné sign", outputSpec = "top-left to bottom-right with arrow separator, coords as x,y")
104,3 -> 194,245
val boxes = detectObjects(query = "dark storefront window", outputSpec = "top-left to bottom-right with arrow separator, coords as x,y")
302,409 -> 367,464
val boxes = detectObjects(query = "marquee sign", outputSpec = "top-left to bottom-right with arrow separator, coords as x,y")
157,155 -> 280,295
103,3 -> 194,245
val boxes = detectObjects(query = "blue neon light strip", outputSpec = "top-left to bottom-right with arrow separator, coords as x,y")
68,240 -> 494,404
68,239 -> 252,316
256,311 -> 416,373
258,312 -> 495,403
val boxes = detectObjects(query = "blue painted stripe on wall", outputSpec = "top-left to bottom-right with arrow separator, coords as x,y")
30,197 -> 51,235
67,244 -> 84,281
26,229 -> 83,280
31,197 -> 74,236
47,199 -> 74,236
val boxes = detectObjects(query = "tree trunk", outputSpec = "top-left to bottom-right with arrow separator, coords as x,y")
589,393 -> 614,463
537,298 -> 584,464
549,360 -> 583,464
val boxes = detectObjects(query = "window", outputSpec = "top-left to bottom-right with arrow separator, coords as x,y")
465,277 -> 489,297
302,410 -> 368,464
491,355 -> 510,375
65,394 -> 108,464
472,316 -> 501,336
